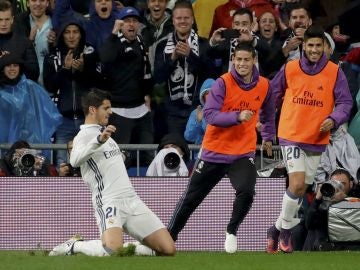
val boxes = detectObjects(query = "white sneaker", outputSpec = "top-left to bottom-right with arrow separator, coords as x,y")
49,234 -> 83,256
224,232 -> 237,253
135,244 -> 156,256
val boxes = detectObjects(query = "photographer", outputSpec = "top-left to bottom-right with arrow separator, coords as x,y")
58,140 -> 81,177
0,140 -> 55,177
303,168 -> 357,251
146,133 -> 190,177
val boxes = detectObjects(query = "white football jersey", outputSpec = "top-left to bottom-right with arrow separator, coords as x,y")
70,124 -> 137,207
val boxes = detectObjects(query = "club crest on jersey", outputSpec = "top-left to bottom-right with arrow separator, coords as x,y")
287,161 -> 294,169
107,218 -> 114,224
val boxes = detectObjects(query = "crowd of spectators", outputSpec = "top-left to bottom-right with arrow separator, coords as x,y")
0,0 -> 359,178
0,0 -> 360,255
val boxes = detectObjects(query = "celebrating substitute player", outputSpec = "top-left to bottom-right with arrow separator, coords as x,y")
168,43 -> 275,253
266,26 -> 352,253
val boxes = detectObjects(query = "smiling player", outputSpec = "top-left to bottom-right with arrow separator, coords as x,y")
168,42 -> 275,253
266,26 -> 353,254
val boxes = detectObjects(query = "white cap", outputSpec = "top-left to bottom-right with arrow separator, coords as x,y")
324,32 -> 335,54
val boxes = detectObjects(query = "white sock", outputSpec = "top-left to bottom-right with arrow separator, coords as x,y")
73,240 -> 110,257
289,198 -> 303,228
278,191 -> 301,230
135,244 -> 155,256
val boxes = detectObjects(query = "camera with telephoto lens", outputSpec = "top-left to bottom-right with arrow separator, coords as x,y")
12,149 -> 44,176
320,179 -> 344,199
319,179 -> 344,210
163,151 -> 181,171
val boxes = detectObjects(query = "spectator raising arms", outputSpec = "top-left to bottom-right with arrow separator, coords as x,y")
99,6 -> 155,166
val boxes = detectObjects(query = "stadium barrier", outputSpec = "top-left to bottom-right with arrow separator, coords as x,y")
0,176 -> 285,251
0,143 -> 283,176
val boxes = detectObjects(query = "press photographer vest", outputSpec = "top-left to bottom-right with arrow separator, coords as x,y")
278,60 -> 338,145
202,73 -> 268,155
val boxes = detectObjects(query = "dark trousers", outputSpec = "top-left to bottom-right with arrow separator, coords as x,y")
168,157 -> 257,241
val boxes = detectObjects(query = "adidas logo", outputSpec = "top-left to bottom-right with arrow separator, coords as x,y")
317,85 -> 323,91
255,96 -> 260,101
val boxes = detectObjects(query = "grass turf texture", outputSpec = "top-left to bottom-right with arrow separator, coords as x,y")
1,251 -> 360,270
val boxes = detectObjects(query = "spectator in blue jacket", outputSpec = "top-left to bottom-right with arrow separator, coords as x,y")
0,53 -> 62,145
184,78 -> 215,145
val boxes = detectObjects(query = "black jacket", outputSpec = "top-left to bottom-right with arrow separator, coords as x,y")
43,19 -> 100,118
99,34 -> 153,108
141,9 -> 174,49
154,32 -> 216,118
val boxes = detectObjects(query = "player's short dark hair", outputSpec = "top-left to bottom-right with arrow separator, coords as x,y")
233,8 -> 253,24
233,42 -> 257,58
81,88 -> 112,116
304,25 -> 325,42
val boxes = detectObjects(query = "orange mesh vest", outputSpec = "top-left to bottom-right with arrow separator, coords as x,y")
202,73 -> 269,155
278,60 -> 338,145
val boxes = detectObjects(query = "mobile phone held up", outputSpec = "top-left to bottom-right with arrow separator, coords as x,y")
221,29 -> 241,39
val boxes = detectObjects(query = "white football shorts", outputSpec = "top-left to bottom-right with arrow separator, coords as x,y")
281,145 -> 321,185
94,196 -> 165,241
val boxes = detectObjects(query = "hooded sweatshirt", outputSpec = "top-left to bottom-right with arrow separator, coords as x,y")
51,0 -> 120,53
184,78 -> 215,144
86,1 -> 121,52
43,19 -> 99,118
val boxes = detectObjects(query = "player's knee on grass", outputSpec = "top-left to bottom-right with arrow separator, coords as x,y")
103,238 -> 123,252
143,229 -> 176,256
157,242 -> 176,256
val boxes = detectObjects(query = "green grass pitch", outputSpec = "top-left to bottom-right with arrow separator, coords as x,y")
1,251 -> 360,270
